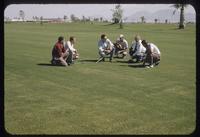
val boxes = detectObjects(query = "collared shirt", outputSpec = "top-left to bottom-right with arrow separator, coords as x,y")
131,40 -> 146,56
116,38 -> 128,49
98,38 -> 114,52
52,41 -> 66,58
148,43 -> 161,55
64,41 -> 76,52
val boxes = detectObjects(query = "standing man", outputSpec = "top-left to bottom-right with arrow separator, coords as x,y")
97,34 -> 114,62
114,34 -> 129,58
129,35 -> 146,63
51,36 -> 69,66
141,40 -> 161,68
64,36 -> 79,65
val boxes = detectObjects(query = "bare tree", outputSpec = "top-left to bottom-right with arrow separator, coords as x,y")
111,4 -> 123,24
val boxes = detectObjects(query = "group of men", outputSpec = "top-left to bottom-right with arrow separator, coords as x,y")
51,36 -> 79,66
51,34 -> 161,68
97,34 -> 161,68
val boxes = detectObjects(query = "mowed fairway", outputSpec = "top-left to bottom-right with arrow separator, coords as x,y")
4,22 -> 196,134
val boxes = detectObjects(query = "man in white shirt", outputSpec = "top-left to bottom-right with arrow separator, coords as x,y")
97,34 -> 114,62
141,40 -> 161,68
129,35 -> 146,63
114,34 -> 129,58
64,36 -> 79,65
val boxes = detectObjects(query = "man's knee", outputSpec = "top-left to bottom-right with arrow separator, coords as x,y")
123,52 -> 127,56
99,51 -> 106,57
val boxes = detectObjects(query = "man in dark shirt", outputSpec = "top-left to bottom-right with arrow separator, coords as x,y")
51,36 -> 69,66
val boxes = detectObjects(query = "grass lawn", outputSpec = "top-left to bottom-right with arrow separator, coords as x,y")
4,22 -> 196,134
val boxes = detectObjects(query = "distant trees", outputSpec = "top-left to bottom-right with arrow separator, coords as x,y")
32,16 -> 39,21
93,18 -> 99,22
70,14 -> 80,22
64,15 -> 68,22
19,10 -> 25,21
172,4 -> 188,29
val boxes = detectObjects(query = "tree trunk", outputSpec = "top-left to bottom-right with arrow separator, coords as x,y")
179,5 -> 185,29
119,20 -> 123,29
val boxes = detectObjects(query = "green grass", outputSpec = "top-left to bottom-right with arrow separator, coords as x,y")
4,22 -> 196,135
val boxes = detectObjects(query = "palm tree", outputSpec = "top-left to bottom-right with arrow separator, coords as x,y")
154,18 -> 158,24
19,10 -> 25,21
64,15 -> 68,22
165,19 -> 168,24
40,16 -> 43,25
140,16 -> 145,23
172,4 -> 188,29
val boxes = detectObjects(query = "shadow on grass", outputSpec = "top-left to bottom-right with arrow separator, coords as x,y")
116,60 -> 129,63
171,28 -> 181,30
78,59 -> 98,63
120,64 -> 145,68
113,56 -> 125,59
37,63 -> 64,67
103,23 -> 116,26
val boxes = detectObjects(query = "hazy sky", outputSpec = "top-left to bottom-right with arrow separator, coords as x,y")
4,4 -> 196,20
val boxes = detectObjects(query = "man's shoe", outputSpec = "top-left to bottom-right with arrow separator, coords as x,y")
155,61 -> 160,66
128,59 -> 134,63
150,65 -> 154,68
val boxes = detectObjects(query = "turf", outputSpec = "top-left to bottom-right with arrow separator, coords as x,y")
4,22 -> 196,134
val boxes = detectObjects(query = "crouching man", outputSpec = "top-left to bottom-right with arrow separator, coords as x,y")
114,34 -> 128,58
129,35 -> 146,63
64,36 -> 79,65
97,34 -> 114,63
51,36 -> 69,66
141,40 -> 161,68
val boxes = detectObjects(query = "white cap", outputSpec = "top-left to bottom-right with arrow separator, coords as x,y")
119,34 -> 124,38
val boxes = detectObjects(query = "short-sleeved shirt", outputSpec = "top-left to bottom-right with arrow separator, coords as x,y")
131,40 -> 146,56
148,43 -> 161,55
116,38 -> 128,49
64,41 -> 76,52
52,42 -> 66,58
98,39 -> 114,52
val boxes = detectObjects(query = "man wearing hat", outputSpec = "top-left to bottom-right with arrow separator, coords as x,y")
114,34 -> 129,58
97,34 -> 114,62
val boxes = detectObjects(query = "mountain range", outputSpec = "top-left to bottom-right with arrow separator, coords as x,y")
125,9 -> 195,23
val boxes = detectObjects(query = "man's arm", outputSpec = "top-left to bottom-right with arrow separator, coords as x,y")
56,44 -> 65,58
67,41 -> 76,52
107,39 -> 114,49
98,41 -> 104,52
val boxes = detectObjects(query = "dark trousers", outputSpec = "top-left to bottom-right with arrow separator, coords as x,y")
66,50 -> 73,64
145,53 -> 160,65
99,48 -> 114,60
